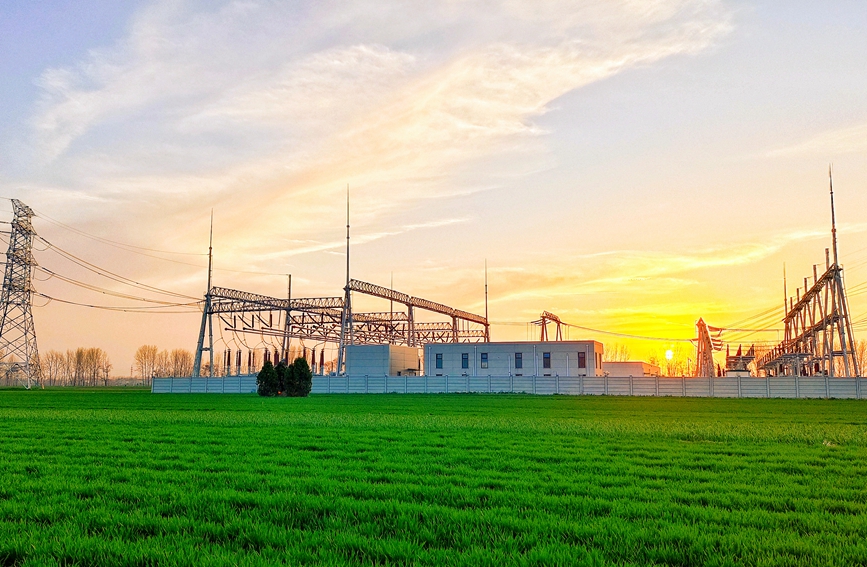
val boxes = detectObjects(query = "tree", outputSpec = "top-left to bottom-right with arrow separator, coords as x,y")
155,350 -> 171,378
286,357 -> 312,397
41,350 -> 65,386
93,348 -> 112,386
170,349 -> 194,377
257,360 -> 278,397
134,345 -> 159,384
854,339 -> 867,377
275,360 -> 289,394
603,343 -> 630,363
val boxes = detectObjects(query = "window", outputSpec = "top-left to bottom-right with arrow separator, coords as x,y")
461,353 -> 469,369
480,352 -> 488,369
578,352 -> 586,369
543,352 -> 551,369
515,352 -> 523,369
435,353 -> 443,369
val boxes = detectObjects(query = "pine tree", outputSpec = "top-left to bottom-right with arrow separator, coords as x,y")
275,360 -> 289,395
287,357 -> 313,397
256,360 -> 278,396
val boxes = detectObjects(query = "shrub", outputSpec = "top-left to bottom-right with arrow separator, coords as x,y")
256,360 -> 278,397
286,357 -> 313,397
275,361 -> 289,395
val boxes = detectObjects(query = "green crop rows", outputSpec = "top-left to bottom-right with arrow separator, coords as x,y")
0,391 -> 865,566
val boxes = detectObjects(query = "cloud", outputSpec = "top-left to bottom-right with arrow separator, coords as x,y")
767,122 -> 867,157
11,0 -> 740,365
18,0 -> 735,282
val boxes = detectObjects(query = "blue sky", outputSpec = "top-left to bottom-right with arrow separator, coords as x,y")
2,1 -> 866,370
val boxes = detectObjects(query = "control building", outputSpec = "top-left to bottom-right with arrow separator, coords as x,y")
345,344 -> 421,376
423,341 -> 603,377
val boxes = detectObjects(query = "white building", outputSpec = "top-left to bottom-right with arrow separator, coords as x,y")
423,341 -> 603,377
603,361 -> 660,377
345,344 -> 421,376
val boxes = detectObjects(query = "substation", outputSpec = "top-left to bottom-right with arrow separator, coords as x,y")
0,171 -> 864,397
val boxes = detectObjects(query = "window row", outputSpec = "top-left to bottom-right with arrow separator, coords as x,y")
434,351 -> 589,369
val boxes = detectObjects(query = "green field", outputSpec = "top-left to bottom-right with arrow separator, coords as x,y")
1,391 -> 865,566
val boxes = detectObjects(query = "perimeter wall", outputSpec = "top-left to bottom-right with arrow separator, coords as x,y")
153,374 -> 866,399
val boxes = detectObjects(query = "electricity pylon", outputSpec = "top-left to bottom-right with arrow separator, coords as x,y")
0,200 -> 41,388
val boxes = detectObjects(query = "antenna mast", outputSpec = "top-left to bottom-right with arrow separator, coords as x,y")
336,185 -> 353,374
484,259 -> 490,342
830,164 -> 839,266
192,211 -> 214,378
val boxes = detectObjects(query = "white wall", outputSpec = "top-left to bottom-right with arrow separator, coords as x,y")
603,361 -> 660,377
423,341 -> 603,377
153,375 -> 867,399
346,344 -> 420,376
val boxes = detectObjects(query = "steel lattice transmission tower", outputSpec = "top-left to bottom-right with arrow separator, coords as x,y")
0,200 -> 41,388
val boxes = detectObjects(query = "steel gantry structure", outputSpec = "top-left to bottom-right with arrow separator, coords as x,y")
757,169 -> 859,377
192,279 -> 489,376
757,255 -> 859,377
534,311 -> 564,341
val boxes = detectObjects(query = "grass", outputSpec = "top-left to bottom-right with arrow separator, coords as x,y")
0,391 -> 865,566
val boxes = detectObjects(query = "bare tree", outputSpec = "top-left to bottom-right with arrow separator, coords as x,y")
651,345 -> 691,377
853,339 -> 867,377
135,345 -> 159,385
63,350 -> 76,386
97,349 -> 112,386
40,350 -> 64,386
170,349 -> 194,377
155,350 -> 172,378
603,343 -> 631,363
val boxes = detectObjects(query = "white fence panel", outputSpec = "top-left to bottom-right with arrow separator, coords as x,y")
153,374 -> 866,399
829,379 -> 858,399
714,378 -> 739,398
769,378 -> 797,398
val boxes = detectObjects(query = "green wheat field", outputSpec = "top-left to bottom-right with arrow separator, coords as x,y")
0,390 -> 865,566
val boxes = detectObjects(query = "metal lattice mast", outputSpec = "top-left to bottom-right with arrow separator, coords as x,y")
0,200 -> 41,388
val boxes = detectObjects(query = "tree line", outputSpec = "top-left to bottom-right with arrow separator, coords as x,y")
133,346 -> 195,385
38,348 -> 112,387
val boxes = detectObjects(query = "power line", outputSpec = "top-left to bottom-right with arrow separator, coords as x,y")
31,206 -> 291,277
35,266 -> 201,306
31,207 -> 206,256
34,292 -> 202,313
38,237 -> 199,300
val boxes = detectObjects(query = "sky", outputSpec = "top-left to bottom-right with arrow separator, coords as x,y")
1,0 -> 867,374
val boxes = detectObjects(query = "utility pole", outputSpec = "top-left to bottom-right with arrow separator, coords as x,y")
0,200 -> 41,388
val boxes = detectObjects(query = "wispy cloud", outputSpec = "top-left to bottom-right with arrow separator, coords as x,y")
767,123 -> 867,158
10,0 -> 740,363
27,0 -> 732,243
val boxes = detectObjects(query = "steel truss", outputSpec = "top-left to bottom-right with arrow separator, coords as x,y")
758,261 -> 858,376
694,318 -> 722,377
533,311 -> 564,341
0,200 -> 41,388
194,281 -> 489,376
758,170 -> 859,377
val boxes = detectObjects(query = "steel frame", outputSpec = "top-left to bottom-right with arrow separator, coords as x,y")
194,280 -> 489,376
758,261 -> 858,376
